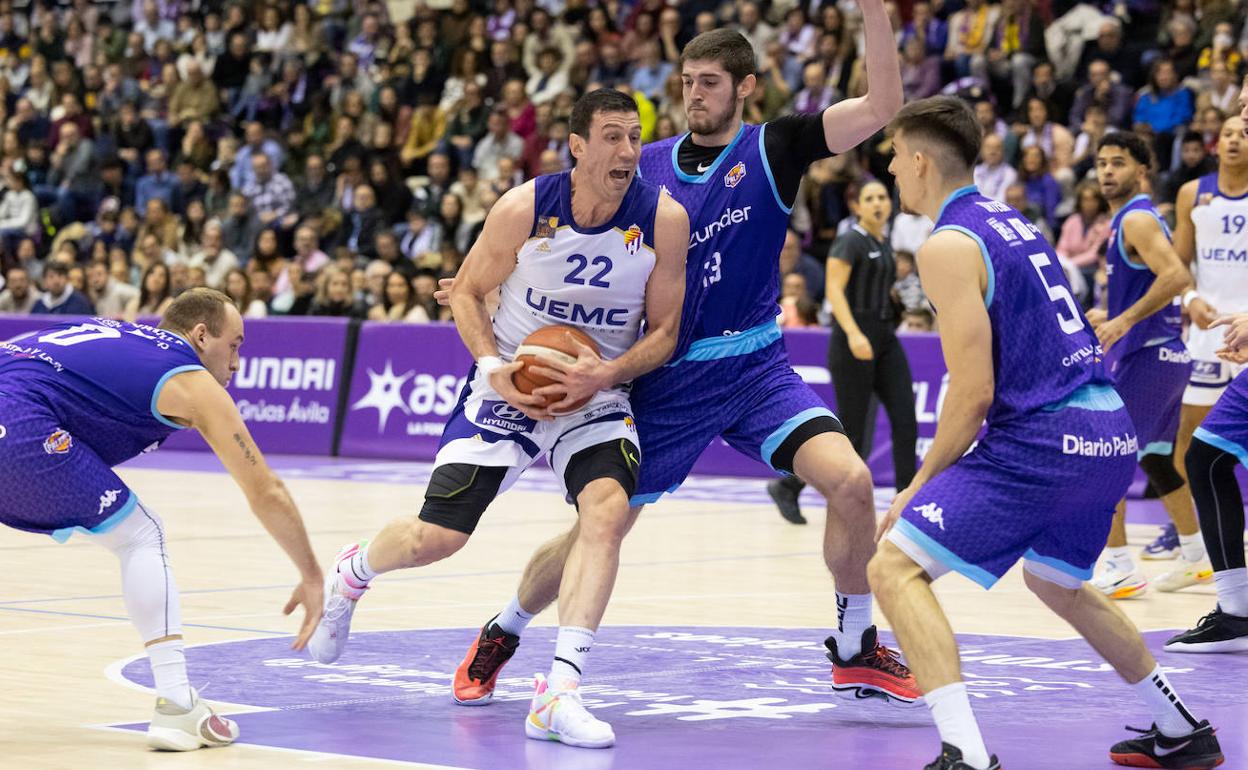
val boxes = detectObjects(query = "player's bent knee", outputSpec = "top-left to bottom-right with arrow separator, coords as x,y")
867,541 -> 925,597
418,463 -> 508,536
410,520 -> 471,564
565,438 -> 640,509
1138,453 -> 1185,497
1022,563 -> 1082,608
808,455 -> 872,506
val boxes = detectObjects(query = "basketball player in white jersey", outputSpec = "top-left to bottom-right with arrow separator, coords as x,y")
1144,115 -> 1248,590
306,89 -> 689,749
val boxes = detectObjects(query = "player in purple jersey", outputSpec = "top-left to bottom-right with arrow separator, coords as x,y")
1086,132 -> 1205,600
868,97 -> 1223,770
1166,312 -> 1248,653
441,13 -> 923,711
0,289 -> 324,751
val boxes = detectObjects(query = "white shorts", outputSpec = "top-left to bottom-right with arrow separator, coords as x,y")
1184,325 -> 1247,406
433,367 -> 638,500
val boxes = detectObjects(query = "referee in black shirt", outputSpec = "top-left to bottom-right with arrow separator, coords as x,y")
769,182 -> 917,523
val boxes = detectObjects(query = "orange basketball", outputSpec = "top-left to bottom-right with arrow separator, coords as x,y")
514,325 -> 601,411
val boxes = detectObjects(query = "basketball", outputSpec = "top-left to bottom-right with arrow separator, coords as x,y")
513,325 -> 600,411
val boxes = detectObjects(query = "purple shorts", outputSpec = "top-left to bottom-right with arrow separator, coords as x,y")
1110,340 -> 1191,458
1194,368 -> 1248,469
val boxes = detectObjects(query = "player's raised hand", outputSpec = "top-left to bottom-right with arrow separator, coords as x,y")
488,361 -> 553,421
530,339 -> 615,414
1211,312 -> 1248,351
1188,297 -> 1219,330
434,278 -> 455,307
284,576 -> 325,651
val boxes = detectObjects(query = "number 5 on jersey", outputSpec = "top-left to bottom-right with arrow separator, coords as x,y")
1028,253 -> 1084,335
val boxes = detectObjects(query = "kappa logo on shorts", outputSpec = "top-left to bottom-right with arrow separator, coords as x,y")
913,502 -> 945,530
97,488 -> 122,515
43,429 -> 72,455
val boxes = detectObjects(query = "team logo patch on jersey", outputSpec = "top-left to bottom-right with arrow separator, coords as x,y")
43,429 -> 73,455
623,224 -> 644,256
723,161 -> 747,188
1197,192 -> 1215,207
535,216 -> 559,239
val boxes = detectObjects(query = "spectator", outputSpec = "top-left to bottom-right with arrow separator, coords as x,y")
32,263 -> 94,315
1077,20 -> 1140,87
250,229 -> 291,289
137,198 -> 180,253
256,6 -> 294,55
135,149 -> 176,214
628,42 -> 672,105
1073,105 -> 1114,180
1054,182 -> 1111,307
900,2 -> 948,59
1163,131 -> 1217,204
472,109 -> 524,182
901,38 -> 942,102
735,2 -> 776,56
363,259 -> 393,307
170,158 -> 207,216
1018,97 -> 1075,179
945,0 -> 999,82
790,62 -> 838,114
1070,59 -> 1133,130
224,267 -> 268,318
308,264 -> 369,318
1197,58 -> 1238,116
232,122 -> 285,192
986,0 -> 1045,111
86,258 -> 139,319
294,155 -> 337,223
291,225 -> 332,279
400,100 -> 448,177
0,169 -> 39,253
779,227 -> 826,305
1019,145 -> 1062,230
974,133 -> 1019,202
367,269 -> 431,322
42,122 -> 96,226
1005,181 -> 1054,242
530,47 -> 572,106
445,81 -> 490,169
1165,17 -> 1200,82
0,266 -> 37,314
343,184 -> 386,259
243,153 -> 297,228
780,273 -> 818,328
221,193 -> 260,262
188,220 -> 241,290
1197,21 -> 1241,75
168,59 -> 219,128
1133,58 -> 1194,169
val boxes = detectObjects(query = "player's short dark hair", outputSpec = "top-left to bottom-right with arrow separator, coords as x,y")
680,29 -> 756,85
1097,131 -> 1152,166
160,287 -> 232,337
887,96 -> 982,173
569,88 -> 639,139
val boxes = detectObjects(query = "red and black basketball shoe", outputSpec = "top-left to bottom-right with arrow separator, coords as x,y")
1109,721 -> 1224,769
453,618 -> 521,705
825,626 -> 923,706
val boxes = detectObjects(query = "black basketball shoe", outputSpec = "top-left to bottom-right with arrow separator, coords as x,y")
925,743 -> 1001,769
1109,720 -> 1224,768
1164,607 -> 1248,653
767,475 -> 807,525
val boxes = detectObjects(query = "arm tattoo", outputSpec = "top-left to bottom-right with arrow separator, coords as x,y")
233,432 -> 258,466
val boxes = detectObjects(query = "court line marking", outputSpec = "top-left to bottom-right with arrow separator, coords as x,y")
0,605 -> 287,634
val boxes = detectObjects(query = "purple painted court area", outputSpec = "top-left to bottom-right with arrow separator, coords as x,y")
112,626 -> 1247,770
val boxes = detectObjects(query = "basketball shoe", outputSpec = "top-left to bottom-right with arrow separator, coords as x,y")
1093,563 -> 1149,599
453,618 -> 521,705
766,476 -> 807,525
825,626 -> 922,706
1164,608 -> 1248,653
925,743 -> 1001,769
307,543 -> 369,664
146,689 -> 240,751
1154,558 -> 1215,593
1141,523 -> 1180,561
1109,720 -> 1224,768
525,674 -> 615,748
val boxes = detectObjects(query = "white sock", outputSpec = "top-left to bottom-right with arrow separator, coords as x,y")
835,592 -> 872,658
1133,666 -> 1201,738
1105,546 -> 1133,571
1214,568 -> 1248,616
338,542 -> 376,592
1178,532 -> 1206,563
926,681 -> 991,769
549,626 -> 595,687
147,639 -> 193,710
494,595 -> 535,637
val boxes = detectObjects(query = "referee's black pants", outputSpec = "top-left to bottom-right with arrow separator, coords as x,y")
827,319 -> 917,489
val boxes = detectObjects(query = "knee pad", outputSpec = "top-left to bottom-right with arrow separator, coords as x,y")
418,464 -> 507,535
1139,453 -> 1185,497
564,438 -> 640,507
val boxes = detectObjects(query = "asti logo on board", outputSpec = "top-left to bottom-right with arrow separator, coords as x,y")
351,360 -> 466,433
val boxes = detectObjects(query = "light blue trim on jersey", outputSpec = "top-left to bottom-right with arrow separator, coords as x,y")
1023,548 -> 1094,581
50,490 -> 138,544
1041,383 -> 1125,413
1139,440 -> 1173,459
670,124 -> 747,184
757,124 -> 793,214
630,483 -> 681,507
932,225 -> 996,308
150,364 -> 206,429
1194,426 -> 1248,469
1115,198 -> 1159,270
668,320 -> 782,365
936,184 -> 979,222
760,406 -> 836,470
893,518 -> 998,589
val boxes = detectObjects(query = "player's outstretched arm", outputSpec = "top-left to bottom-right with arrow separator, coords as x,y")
819,0 -> 903,155
156,369 -> 324,649
449,181 -> 552,419
879,230 -> 993,540
1095,211 -> 1193,350
1173,180 -> 1219,328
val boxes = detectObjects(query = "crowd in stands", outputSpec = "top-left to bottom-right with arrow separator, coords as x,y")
0,0 -> 1240,331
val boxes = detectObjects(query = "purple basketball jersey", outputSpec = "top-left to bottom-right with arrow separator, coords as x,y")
0,319 -> 204,465
933,186 -> 1111,424
1106,194 -> 1182,357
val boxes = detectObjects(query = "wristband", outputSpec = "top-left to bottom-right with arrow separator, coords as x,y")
476,356 -> 504,377
1182,289 -> 1200,309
